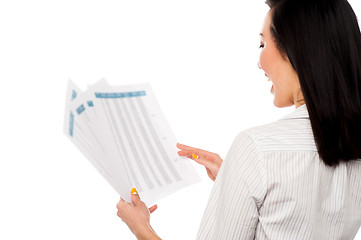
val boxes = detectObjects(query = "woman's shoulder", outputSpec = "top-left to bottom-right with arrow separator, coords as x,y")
235,106 -> 316,153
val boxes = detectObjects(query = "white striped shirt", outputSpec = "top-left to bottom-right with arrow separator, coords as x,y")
196,104 -> 361,240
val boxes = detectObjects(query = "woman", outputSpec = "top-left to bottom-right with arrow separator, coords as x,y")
116,0 -> 361,239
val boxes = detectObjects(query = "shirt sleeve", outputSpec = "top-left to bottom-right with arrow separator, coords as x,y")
196,131 -> 267,240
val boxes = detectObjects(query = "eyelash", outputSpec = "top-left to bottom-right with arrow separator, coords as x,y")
259,44 -> 264,49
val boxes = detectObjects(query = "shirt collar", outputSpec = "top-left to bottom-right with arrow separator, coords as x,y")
280,104 -> 309,120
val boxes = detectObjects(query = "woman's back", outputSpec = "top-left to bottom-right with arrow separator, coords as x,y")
197,105 -> 361,239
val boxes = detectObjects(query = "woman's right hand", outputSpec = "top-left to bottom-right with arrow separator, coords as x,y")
177,143 -> 223,181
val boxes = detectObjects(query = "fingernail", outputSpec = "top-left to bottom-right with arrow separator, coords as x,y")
131,188 -> 138,195
192,153 -> 198,159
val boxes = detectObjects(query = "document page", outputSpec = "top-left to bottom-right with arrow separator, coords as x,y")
64,80 -> 201,206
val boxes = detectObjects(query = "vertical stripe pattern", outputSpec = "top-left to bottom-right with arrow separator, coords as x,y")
196,105 -> 361,240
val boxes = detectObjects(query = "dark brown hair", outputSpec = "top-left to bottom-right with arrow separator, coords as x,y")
266,0 -> 361,166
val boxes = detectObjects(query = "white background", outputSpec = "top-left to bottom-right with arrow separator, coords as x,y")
1,0 -> 360,239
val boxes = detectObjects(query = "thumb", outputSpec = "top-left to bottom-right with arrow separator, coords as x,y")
131,188 -> 141,205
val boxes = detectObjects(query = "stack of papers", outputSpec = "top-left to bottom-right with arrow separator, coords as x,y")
63,79 -> 201,206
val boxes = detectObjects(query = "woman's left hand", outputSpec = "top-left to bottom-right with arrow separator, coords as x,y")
116,189 -> 160,239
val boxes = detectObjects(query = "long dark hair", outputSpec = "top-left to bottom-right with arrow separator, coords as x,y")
265,0 -> 361,166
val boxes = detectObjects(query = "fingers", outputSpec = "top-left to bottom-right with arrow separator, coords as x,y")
177,143 -> 201,154
117,188 -> 143,209
177,143 -> 190,149
116,197 -> 125,208
192,156 -> 215,170
177,149 -> 203,158
177,143 -> 204,155
130,188 -> 142,206
177,149 -> 206,162
149,204 -> 158,214
206,168 -> 216,181
116,197 -> 127,218
177,143 -> 218,160
178,149 -> 212,166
